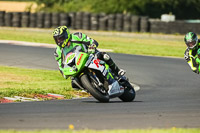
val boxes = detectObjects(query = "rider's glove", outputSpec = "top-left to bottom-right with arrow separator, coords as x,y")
184,49 -> 190,61
88,43 -> 96,54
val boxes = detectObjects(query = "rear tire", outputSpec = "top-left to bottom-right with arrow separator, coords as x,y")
80,74 -> 110,102
119,82 -> 136,102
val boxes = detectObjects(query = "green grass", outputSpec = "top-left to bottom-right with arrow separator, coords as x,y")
0,128 -> 200,133
0,65 -> 88,99
96,34 -> 184,57
0,28 -> 54,44
0,27 -> 185,57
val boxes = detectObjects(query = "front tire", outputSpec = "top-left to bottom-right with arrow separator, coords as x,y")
80,74 -> 110,102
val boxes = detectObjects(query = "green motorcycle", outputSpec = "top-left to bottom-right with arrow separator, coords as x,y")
62,45 -> 136,102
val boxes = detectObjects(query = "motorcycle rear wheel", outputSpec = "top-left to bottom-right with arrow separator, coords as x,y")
118,82 -> 136,102
80,74 -> 110,103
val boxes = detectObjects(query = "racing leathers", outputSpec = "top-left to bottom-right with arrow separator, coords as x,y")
54,32 -> 121,79
184,39 -> 200,74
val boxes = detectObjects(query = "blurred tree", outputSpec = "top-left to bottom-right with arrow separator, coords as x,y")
35,0 -> 55,7
35,0 -> 200,19
89,0 -> 128,13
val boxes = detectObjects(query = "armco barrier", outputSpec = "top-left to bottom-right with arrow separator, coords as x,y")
0,11 -> 200,34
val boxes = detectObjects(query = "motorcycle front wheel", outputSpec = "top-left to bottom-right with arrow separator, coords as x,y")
80,74 -> 110,103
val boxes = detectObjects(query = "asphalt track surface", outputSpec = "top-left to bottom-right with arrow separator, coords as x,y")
0,43 -> 199,129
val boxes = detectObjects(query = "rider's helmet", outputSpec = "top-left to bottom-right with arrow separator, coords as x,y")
53,26 -> 71,48
184,32 -> 198,49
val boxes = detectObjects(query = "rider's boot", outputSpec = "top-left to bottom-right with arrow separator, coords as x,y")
104,54 -> 126,77
97,52 -> 126,77
109,61 -> 126,77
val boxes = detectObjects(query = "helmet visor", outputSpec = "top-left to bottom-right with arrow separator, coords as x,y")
54,32 -> 68,47
186,41 -> 196,49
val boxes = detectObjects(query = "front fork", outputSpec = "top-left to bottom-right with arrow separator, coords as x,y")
71,70 -> 106,92
88,69 -> 103,87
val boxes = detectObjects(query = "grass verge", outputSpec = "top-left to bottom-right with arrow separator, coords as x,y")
0,128 -> 200,133
0,65 -> 88,99
0,27 -> 186,57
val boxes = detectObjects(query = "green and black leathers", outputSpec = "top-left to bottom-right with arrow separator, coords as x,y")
184,40 -> 200,74
54,32 -> 98,78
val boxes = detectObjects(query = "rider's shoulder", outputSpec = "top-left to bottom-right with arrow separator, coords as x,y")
72,32 -> 87,40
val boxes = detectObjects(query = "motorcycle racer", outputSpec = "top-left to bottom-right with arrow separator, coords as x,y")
184,32 -> 200,74
53,26 -> 125,85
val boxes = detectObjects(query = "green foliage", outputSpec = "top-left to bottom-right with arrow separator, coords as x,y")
90,0 -> 200,19
0,0 -> 34,1
35,0 -> 55,7
34,0 -> 91,12
35,0 -> 200,19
